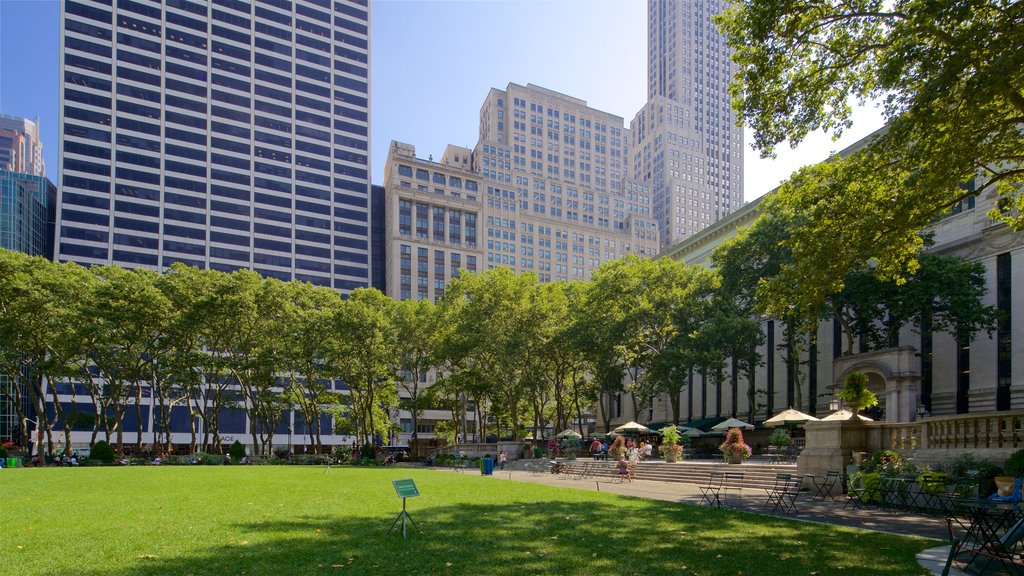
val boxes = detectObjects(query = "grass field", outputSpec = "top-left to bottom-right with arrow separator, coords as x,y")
0,466 -> 933,576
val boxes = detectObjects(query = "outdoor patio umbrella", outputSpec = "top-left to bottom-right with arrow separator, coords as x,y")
613,421 -> 652,435
820,409 -> 873,422
711,417 -> 754,431
679,426 -> 703,438
554,428 -> 583,439
764,407 -> 820,428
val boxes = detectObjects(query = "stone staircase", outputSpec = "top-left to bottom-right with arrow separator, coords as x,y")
554,459 -> 799,491
634,460 -> 799,490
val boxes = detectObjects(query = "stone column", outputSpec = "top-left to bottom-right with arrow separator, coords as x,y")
797,419 -> 870,496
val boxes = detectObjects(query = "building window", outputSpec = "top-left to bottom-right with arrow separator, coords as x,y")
997,253 -> 1012,410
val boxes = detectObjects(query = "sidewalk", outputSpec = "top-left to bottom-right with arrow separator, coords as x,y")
472,468 -> 966,576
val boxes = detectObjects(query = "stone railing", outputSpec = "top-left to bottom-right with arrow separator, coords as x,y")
424,442 -> 528,459
874,410 -> 1024,452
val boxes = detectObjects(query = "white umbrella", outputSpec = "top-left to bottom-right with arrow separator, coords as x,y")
820,409 -> 873,422
711,417 -> 755,431
656,425 -> 702,438
679,426 -> 703,438
554,428 -> 582,439
764,407 -> 821,428
613,421 -> 652,434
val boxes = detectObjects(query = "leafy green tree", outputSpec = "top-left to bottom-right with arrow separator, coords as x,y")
83,266 -> 170,455
392,298 -> 442,443
0,250 -> 89,456
280,281 -> 344,454
439,268 -> 541,441
332,288 -> 399,446
718,0 -> 1024,317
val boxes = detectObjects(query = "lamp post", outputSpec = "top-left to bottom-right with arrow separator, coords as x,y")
287,425 -> 293,456
828,398 -> 839,412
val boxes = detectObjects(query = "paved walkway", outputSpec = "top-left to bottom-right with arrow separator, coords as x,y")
462,467 -> 967,576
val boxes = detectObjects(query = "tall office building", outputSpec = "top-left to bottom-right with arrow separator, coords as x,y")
475,83 -> 658,283
631,0 -> 743,250
383,83 -> 660,443
57,0 -> 371,291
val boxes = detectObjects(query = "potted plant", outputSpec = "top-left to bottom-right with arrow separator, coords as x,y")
660,425 -> 683,463
719,428 -> 752,464
607,435 -> 627,460
838,371 -> 878,419
769,428 -> 792,449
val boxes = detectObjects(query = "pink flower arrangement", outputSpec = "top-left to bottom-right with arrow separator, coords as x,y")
719,428 -> 752,461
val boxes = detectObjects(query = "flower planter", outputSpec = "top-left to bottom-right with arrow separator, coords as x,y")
725,453 -> 744,465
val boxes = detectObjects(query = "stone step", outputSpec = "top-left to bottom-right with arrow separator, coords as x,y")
556,459 -> 801,491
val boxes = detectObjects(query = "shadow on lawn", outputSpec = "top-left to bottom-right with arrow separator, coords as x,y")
73,498 -> 929,576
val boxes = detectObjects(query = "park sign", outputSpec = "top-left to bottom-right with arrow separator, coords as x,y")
392,478 -> 419,499
387,479 -> 420,538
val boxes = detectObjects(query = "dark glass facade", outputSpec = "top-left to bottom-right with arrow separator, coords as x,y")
58,0 -> 370,291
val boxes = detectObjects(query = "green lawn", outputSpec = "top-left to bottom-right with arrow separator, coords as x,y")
1,466 -> 933,575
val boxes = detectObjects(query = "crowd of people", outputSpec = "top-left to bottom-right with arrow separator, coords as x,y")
588,437 -> 654,481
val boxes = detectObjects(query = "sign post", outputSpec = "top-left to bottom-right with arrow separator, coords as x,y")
387,479 -> 420,538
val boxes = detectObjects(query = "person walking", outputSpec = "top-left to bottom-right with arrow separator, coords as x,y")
498,450 -> 507,470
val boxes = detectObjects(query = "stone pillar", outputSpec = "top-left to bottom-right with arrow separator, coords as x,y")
797,419 -> 870,496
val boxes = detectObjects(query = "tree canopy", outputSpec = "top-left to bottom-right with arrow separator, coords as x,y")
718,0 -> 1024,316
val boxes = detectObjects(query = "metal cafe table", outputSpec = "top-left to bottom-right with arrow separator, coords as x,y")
946,498 -> 1024,574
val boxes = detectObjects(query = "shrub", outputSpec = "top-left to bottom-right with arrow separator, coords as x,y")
864,450 -> 903,474
917,472 -> 952,494
1003,449 -> 1024,478
769,428 -> 792,447
361,443 -> 375,460
334,444 -> 353,464
196,452 -> 226,465
0,446 -> 8,459
850,471 -> 882,503
90,440 -> 115,463
229,440 -> 246,463
838,371 -> 879,411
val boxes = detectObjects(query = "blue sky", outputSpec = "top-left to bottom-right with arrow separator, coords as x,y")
0,0 -> 884,201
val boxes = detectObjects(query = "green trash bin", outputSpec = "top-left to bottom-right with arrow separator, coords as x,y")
6,457 -> 17,468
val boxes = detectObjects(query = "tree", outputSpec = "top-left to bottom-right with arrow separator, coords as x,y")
84,266 -> 170,455
0,251 -> 91,457
718,0 -> 1024,317
280,281 -> 344,454
392,298 -> 441,444
439,268 -> 541,441
332,288 -> 399,446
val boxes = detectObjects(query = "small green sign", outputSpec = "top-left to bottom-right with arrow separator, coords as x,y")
393,478 -> 419,499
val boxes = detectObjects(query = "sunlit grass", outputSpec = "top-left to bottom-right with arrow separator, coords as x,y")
0,466 -> 933,575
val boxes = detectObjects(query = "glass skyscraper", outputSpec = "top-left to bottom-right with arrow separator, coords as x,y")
57,0 -> 371,291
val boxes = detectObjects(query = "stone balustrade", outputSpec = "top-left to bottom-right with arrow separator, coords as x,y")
872,410 -> 1024,453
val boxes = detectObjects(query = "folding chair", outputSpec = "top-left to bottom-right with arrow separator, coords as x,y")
699,472 -> 724,507
723,472 -> 745,506
765,473 -> 799,513
573,462 -> 593,480
844,476 -> 877,510
812,470 -> 840,502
